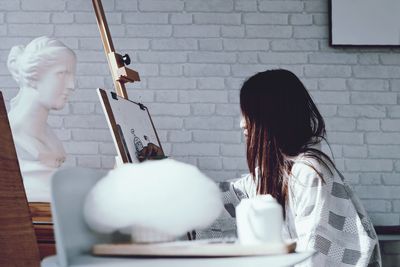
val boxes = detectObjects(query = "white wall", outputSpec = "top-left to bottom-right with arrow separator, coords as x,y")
0,0 -> 399,226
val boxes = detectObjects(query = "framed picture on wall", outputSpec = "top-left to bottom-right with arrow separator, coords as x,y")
329,0 -> 400,47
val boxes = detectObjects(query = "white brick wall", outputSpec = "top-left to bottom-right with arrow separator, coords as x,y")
1,0 -> 400,227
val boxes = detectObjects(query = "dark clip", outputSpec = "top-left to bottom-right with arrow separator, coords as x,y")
138,103 -> 145,110
111,91 -> 118,100
122,54 -> 131,65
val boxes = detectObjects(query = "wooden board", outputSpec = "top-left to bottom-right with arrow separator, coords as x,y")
0,91 -> 41,266
29,202 -> 52,223
29,201 -> 56,259
32,222 -> 56,259
93,240 -> 296,257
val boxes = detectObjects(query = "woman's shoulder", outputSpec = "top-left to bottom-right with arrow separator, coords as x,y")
231,173 -> 257,198
290,152 -> 334,187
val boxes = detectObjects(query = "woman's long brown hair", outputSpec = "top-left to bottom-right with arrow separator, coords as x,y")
240,69 -> 335,216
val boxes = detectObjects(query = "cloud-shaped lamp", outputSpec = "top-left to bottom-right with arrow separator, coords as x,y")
83,159 -> 223,243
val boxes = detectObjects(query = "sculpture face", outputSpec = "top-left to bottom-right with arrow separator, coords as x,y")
36,55 -> 75,110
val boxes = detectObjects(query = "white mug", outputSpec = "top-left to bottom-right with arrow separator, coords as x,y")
236,195 -> 283,245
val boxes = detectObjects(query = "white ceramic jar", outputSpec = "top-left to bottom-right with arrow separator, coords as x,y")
236,194 -> 283,245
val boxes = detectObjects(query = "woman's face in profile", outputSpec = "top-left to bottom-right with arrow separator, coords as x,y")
36,54 -> 75,110
240,116 -> 248,138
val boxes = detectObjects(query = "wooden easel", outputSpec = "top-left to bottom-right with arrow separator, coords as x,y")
91,0 -> 193,240
92,0 -> 140,164
92,0 -> 140,99
93,0 -> 167,165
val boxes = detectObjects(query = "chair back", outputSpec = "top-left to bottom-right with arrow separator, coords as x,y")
0,91 -> 41,267
51,167 -> 113,267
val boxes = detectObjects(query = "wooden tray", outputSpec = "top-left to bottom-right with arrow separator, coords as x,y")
93,240 -> 296,257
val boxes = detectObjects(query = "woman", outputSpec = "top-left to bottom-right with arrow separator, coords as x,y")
233,69 -> 381,266
7,36 -> 76,202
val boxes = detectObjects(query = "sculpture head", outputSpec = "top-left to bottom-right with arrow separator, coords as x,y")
7,36 -> 76,110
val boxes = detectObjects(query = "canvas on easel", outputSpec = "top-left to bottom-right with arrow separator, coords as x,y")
98,88 -> 165,163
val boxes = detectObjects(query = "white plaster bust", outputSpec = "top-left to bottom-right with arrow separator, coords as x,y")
7,36 -> 76,202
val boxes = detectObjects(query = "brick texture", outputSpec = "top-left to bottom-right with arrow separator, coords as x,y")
1,1 -> 400,257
